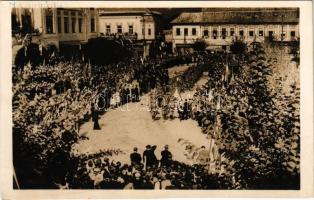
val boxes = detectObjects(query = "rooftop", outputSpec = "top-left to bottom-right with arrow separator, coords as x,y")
99,8 -> 161,16
171,8 -> 299,25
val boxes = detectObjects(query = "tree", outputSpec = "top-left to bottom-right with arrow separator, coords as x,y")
230,40 -> 247,55
230,40 -> 247,69
193,39 -> 207,52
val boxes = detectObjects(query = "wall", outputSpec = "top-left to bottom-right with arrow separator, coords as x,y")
98,15 -> 155,40
172,23 -> 299,51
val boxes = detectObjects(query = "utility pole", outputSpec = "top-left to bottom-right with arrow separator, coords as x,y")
143,14 -> 145,58
184,32 -> 186,56
281,14 -> 285,46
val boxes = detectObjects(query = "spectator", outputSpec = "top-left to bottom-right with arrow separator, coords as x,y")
130,147 -> 142,167
160,145 -> 172,167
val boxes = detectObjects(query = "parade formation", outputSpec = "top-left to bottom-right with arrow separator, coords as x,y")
12,7 -> 300,190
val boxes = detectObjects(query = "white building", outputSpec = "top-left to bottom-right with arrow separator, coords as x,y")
98,9 -> 161,58
170,8 -> 299,53
12,8 -> 99,58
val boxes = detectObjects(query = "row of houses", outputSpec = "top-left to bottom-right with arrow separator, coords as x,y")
12,7 -> 299,58
170,8 -> 299,53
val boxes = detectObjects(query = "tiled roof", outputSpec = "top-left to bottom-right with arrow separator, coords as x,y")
171,9 -> 299,25
99,8 -> 161,16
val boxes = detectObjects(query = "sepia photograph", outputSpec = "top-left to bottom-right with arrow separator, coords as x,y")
1,1 -> 312,197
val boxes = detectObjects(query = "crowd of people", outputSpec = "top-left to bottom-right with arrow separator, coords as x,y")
149,53 -> 224,122
12,39 -> 186,189
62,145 -> 233,189
12,35 -> 299,189
13,52 -> 171,137
182,42 -> 300,189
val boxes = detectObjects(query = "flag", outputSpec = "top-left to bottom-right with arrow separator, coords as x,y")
216,95 -> 221,111
89,59 -> 92,77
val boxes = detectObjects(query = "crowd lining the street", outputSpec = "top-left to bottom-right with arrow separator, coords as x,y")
13,37 -> 300,189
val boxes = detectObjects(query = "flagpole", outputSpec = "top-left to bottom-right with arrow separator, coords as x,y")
13,165 -> 20,189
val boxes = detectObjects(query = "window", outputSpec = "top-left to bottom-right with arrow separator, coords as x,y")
249,30 -> 254,37
117,25 -> 122,34
183,28 -> 189,36
148,28 -> 151,36
230,28 -> 235,36
106,25 -> 111,34
57,17 -> 62,33
21,9 -> 32,34
259,30 -> 263,36
176,28 -> 181,36
192,28 -> 196,36
90,17 -> 95,32
222,28 -> 227,39
78,18 -> 83,33
290,31 -> 296,37
239,30 -> 244,36
64,16 -> 69,33
11,13 -> 18,32
45,9 -> 54,34
268,31 -> 274,41
71,17 -> 76,33
129,25 -> 133,34
213,29 -> 217,39
203,30 -> 209,37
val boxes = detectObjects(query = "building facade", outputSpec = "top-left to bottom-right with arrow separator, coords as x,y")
171,8 -> 299,53
12,8 -> 99,58
98,9 -> 161,58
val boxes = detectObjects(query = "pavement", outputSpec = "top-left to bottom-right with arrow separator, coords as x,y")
72,69 -> 215,166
